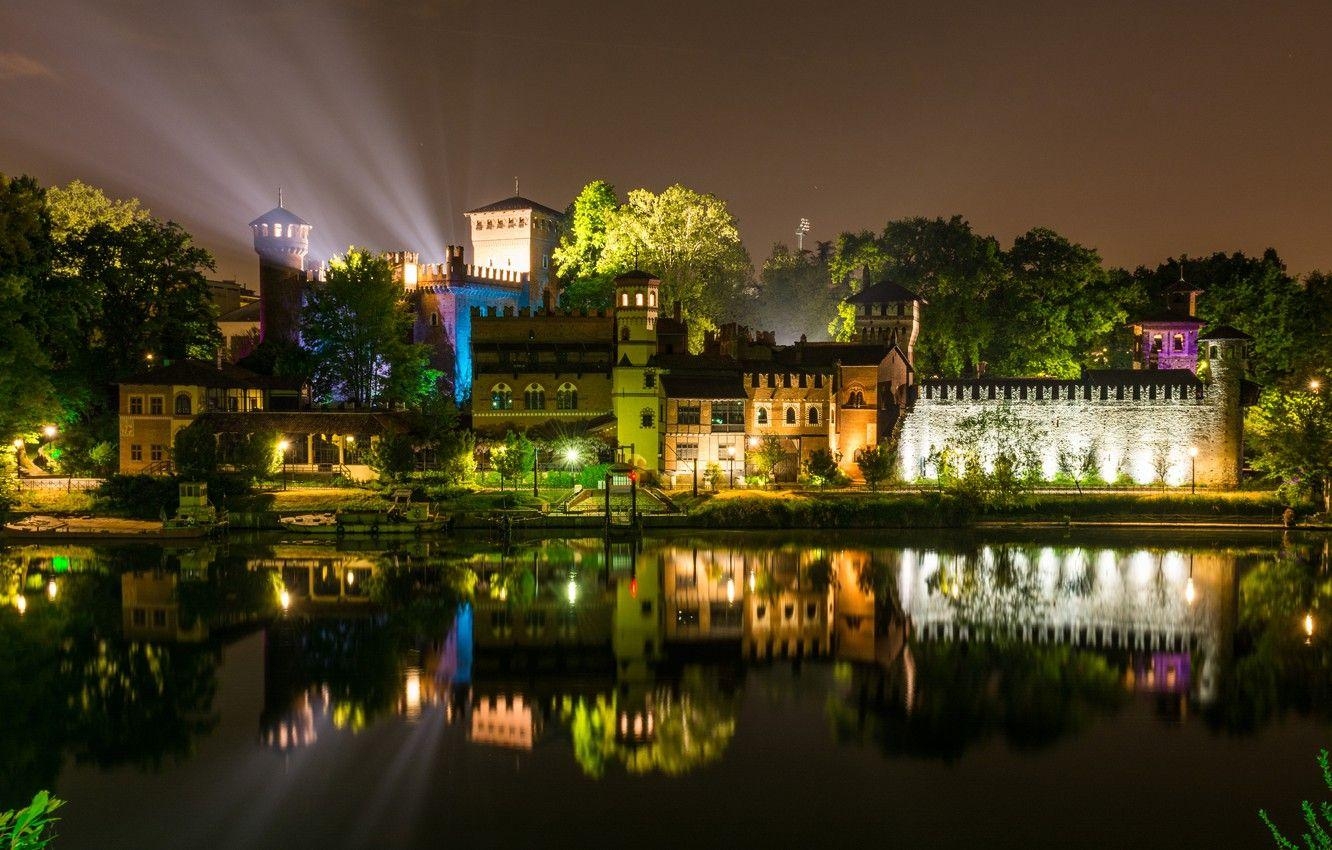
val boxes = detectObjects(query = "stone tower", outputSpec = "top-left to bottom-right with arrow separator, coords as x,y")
845,278 -> 924,364
250,199 -> 311,345
612,270 -> 662,472
463,193 -> 564,308
1199,325 -> 1253,488
1134,273 -> 1205,373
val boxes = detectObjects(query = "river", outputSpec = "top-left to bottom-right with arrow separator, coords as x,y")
1,528 -> 1327,848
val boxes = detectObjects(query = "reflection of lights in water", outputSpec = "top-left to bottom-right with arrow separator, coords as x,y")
404,667 -> 422,719
566,579 -> 577,605
903,646 -> 916,715
14,595 -> 26,615
726,577 -> 735,604
747,571 -> 756,592
1185,577 -> 1196,606
1306,612 -> 1315,640
498,586 -> 508,601
279,589 -> 291,610
46,580 -> 57,601
346,570 -> 355,587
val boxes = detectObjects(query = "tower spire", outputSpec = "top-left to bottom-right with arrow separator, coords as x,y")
277,187 -> 283,209
514,176 -> 519,196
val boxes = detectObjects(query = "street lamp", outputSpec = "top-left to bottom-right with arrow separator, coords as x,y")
726,444 -> 736,488
277,439 -> 290,490
1311,379 -> 1322,392
42,425 -> 57,440
1188,446 -> 1198,495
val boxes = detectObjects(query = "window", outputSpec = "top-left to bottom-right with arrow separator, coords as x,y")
150,444 -> 163,462
808,406 -> 820,425
711,400 -> 744,430
1173,333 -> 1185,352
785,406 -> 797,425
756,407 -> 769,426
149,396 -> 164,415
132,608 -> 146,626
1152,334 -> 1164,353
174,394 -> 192,416
649,291 -> 657,306
678,443 -> 698,460
524,383 -> 545,410
621,293 -> 629,307
129,396 -> 144,415
799,373 -> 807,389
635,292 -> 644,307
644,372 -> 655,389
153,609 -> 167,628
640,408 -> 654,428
848,390 -> 865,408
130,444 -> 142,461
227,396 -> 239,412
678,403 -> 701,425
542,255 -> 549,269
897,303 -> 906,316
556,382 -> 578,410
491,383 -> 513,410
621,326 -> 630,341
429,312 -> 439,327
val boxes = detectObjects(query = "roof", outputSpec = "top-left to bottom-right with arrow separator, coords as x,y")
773,343 -> 891,368
195,411 -> 408,435
846,279 -> 925,305
660,373 -> 749,400
119,359 -> 302,391
1199,325 -> 1253,341
464,195 -> 565,219
248,206 -> 309,228
218,301 -> 261,323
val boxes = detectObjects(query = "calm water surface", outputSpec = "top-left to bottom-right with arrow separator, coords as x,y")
2,529 -> 1329,849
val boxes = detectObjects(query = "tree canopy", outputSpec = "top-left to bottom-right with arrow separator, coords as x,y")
302,247 -> 434,407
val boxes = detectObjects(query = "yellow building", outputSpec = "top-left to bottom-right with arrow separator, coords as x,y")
611,271 -> 663,471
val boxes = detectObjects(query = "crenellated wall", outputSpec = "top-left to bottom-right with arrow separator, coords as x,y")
897,362 -> 1243,487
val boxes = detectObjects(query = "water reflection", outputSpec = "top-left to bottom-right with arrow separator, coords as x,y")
2,531 -> 1330,809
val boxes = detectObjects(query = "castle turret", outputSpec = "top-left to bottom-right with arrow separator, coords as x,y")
612,270 -> 662,471
463,192 -> 565,307
250,199 -> 311,345
844,278 -> 924,363
1133,270 -> 1205,373
1199,325 -> 1254,487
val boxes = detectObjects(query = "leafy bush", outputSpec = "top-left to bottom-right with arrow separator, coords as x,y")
803,448 -> 847,486
367,433 -> 415,481
96,474 -> 178,518
856,444 -> 895,491
1259,749 -> 1332,849
0,790 -> 64,849
172,420 -> 217,479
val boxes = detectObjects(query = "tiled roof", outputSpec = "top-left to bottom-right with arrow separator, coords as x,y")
846,279 -> 925,305
661,373 -> 748,400
772,343 -> 890,368
218,301 -> 261,323
194,411 -> 408,435
119,359 -> 302,391
464,195 -> 565,218
1199,325 -> 1253,341
248,206 -> 309,228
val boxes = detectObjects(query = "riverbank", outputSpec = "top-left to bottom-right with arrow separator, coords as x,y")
6,482 -> 1302,532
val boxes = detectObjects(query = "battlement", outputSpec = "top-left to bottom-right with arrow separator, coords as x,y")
472,305 -> 610,319
919,372 -> 1206,404
390,244 -> 530,290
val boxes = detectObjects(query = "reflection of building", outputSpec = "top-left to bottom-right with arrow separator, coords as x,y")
469,693 -> 540,749
121,570 -> 207,642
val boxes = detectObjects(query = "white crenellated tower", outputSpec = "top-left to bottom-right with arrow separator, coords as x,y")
612,270 -> 662,471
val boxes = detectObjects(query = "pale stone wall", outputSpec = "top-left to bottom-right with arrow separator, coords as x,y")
897,367 -> 1241,487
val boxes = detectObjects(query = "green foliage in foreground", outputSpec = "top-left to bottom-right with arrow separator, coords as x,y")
0,791 -> 64,849
1260,749 -> 1332,849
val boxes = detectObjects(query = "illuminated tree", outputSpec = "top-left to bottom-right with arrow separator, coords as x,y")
1248,385 -> 1332,512
302,248 -> 432,407
45,179 -> 148,260
856,443 -> 895,491
492,431 -> 534,490
598,184 -> 751,351
745,435 -> 786,484
553,179 -> 618,310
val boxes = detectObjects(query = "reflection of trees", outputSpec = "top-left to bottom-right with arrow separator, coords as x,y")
561,667 -> 738,778
1206,552 -> 1332,733
924,547 -> 1047,631
827,642 -> 1125,761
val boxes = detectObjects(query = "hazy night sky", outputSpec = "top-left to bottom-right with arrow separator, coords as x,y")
3,0 -> 1331,286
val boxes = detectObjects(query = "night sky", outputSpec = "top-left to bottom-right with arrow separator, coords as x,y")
4,0 -> 1332,285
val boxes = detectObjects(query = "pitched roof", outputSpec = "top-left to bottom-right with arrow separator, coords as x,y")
119,359 -> 302,391
660,373 -> 748,400
846,279 -> 925,305
218,301 -> 261,323
248,206 -> 309,228
464,195 -> 565,218
1199,324 -> 1253,341
773,343 -> 891,368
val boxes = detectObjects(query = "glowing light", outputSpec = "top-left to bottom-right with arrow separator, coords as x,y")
747,436 -> 759,448
1188,446 -> 1198,458
564,447 -> 580,464
279,589 -> 291,610
11,438 -> 22,450
277,439 -> 290,453
42,425 -> 57,439
499,586 -> 508,601
747,571 -> 756,592
404,668 -> 422,716
403,262 -> 418,287
726,577 -> 735,604
726,445 -> 736,457
14,595 -> 26,615
566,578 -> 577,605
345,435 -> 355,444
1305,612 -> 1315,640
1312,379 -> 1322,392
1184,577 -> 1196,605
629,577 -> 637,598
346,570 -> 355,586
46,580 -> 57,601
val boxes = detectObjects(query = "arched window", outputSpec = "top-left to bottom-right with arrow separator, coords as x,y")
621,326 -> 630,341
808,406 -> 820,425
785,406 -> 797,425
756,407 -> 769,426
848,389 -> 865,408
640,408 -> 654,428
174,393 -> 192,416
491,383 -> 513,410
429,312 -> 439,327
556,382 -> 578,410
635,292 -> 644,307
621,292 -> 629,307
649,291 -> 657,306
261,223 -> 269,237
524,383 -> 545,410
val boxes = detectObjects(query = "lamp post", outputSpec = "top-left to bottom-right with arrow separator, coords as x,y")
1188,445 -> 1198,495
692,458 -> 698,497
533,446 -> 540,498
278,439 -> 290,491
726,444 -> 736,488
